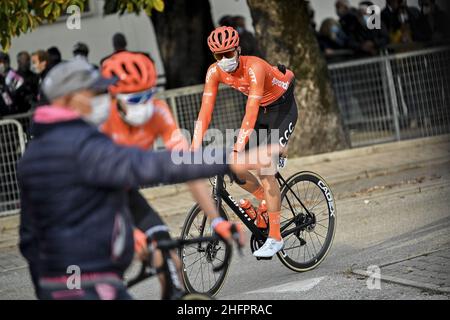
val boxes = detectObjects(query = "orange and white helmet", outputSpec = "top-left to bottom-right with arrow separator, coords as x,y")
101,51 -> 157,95
207,26 -> 240,53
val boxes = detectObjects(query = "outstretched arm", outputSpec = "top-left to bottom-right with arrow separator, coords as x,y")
77,132 -> 230,188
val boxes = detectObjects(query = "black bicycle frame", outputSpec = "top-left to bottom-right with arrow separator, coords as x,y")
212,173 -> 315,242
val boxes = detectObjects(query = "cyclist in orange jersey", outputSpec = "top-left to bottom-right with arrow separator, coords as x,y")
192,26 -> 299,257
100,51 -> 244,297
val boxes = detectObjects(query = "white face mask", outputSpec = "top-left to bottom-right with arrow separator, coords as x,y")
84,94 -> 111,125
31,63 -> 40,74
218,55 -> 239,73
122,101 -> 155,126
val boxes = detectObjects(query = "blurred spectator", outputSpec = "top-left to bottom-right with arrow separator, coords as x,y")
416,0 -> 450,42
218,15 -> 235,27
17,51 -> 39,96
72,42 -> 98,69
101,33 -> 153,68
31,50 -> 50,106
381,0 -> 422,44
31,50 -> 50,83
358,1 -> 389,48
100,33 -> 128,65
305,0 -> 317,32
232,15 -> 263,57
113,32 -> 127,52
15,52 -> 39,113
47,46 -> 63,70
335,0 -> 385,56
318,18 -> 352,62
0,52 -> 25,116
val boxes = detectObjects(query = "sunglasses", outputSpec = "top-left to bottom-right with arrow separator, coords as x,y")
116,88 -> 155,105
213,49 -> 237,61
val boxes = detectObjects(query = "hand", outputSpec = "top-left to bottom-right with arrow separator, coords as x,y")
212,218 -> 245,247
229,144 -> 280,175
133,228 -> 149,261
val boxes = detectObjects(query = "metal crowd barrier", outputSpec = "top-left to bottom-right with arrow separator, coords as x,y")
0,119 -> 26,216
2,111 -> 33,142
328,46 -> 450,147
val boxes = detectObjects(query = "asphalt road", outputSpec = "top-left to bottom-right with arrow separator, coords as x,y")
129,161 -> 450,300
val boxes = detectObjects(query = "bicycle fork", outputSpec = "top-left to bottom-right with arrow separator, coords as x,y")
161,250 -> 185,300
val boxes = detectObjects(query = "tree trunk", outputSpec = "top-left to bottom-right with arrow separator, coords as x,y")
247,0 -> 349,156
151,0 -> 215,89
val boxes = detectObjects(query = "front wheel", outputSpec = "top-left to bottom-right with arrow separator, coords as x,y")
277,171 -> 337,272
179,204 -> 231,297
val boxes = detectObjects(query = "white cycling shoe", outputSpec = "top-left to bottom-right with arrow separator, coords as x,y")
253,237 -> 284,258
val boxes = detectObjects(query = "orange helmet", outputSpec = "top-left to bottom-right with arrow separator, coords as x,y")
207,26 -> 240,53
101,51 -> 157,95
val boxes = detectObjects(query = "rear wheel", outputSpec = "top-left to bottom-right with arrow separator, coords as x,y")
179,204 -> 230,297
277,171 -> 336,272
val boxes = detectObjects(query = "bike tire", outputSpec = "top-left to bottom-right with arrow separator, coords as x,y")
179,204 -> 231,297
276,171 -> 337,272
181,293 -> 213,300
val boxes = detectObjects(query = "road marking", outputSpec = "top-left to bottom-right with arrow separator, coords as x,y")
245,276 -> 325,294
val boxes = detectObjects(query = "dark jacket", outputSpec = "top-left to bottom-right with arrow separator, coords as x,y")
15,69 -> 39,113
339,9 -> 389,56
18,109 -> 230,284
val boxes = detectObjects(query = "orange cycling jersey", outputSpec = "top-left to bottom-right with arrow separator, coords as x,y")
192,55 -> 294,152
102,99 -> 188,151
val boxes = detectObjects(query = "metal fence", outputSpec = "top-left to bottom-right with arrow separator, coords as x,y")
328,46 -> 450,147
0,120 -> 26,216
2,111 -> 33,142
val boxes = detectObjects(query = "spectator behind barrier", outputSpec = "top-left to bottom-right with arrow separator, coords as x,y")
317,18 -> 353,62
31,50 -> 51,106
415,0 -> 450,43
73,42 -> 98,69
381,0 -> 423,44
218,15 -> 235,28
47,46 -> 63,70
113,32 -> 127,52
101,32 -> 153,68
15,52 -> 39,113
232,15 -> 264,58
335,0 -> 388,57
0,52 -> 26,116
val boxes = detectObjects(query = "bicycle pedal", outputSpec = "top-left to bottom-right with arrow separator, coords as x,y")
256,256 -> 273,261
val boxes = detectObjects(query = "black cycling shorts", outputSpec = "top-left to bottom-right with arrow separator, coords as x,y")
246,79 -> 298,150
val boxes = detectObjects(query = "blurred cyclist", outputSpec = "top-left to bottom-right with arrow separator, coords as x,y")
192,26 -> 298,258
100,51 -> 243,297
18,59 -> 272,300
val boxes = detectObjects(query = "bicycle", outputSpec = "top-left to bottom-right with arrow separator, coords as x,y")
180,162 -> 337,296
126,230 -> 241,300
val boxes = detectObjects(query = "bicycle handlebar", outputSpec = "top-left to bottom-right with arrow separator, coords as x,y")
126,232 -> 240,288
